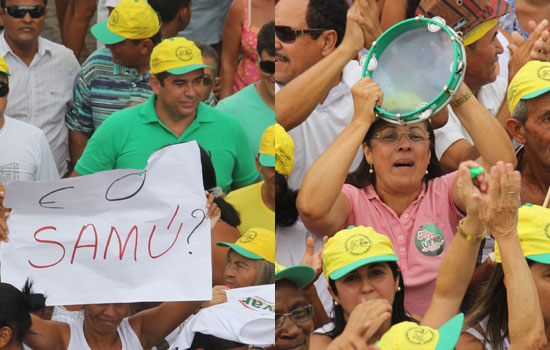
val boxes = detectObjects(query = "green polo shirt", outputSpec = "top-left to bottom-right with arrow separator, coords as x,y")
75,94 -> 259,193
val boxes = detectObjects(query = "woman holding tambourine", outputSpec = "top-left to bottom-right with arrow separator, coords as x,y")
297,75 -> 516,320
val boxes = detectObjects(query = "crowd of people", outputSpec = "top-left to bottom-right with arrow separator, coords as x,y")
0,0 -> 548,349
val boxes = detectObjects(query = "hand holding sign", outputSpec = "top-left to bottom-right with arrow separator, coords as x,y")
1,142 -> 213,305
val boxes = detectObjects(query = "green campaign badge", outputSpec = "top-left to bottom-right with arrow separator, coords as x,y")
415,224 -> 445,256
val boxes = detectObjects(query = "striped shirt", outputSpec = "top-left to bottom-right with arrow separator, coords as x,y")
65,48 -> 153,137
0,33 -> 80,177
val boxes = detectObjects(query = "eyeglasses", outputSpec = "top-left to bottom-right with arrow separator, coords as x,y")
0,82 -> 8,97
275,25 -> 326,43
4,5 -> 46,19
259,59 -> 274,74
372,129 -> 430,143
275,305 -> 314,329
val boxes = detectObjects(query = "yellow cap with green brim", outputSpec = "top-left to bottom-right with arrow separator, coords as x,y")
150,37 -> 214,75
507,60 -> 550,115
494,204 -> 550,264
91,0 -> 160,45
217,227 -> 275,264
322,226 -> 398,281
275,263 -> 315,289
376,313 -> 464,350
0,56 -> 9,76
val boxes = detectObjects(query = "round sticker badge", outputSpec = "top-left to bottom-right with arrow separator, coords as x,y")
415,224 -> 445,256
240,230 -> 257,243
345,234 -> 372,256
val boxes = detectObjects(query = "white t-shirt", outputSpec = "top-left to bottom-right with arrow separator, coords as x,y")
276,60 -> 364,190
276,219 -> 333,317
67,315 -> 142,350
171,285 -> 274,349
0,116 -> 59,187
434,75 -> 508,159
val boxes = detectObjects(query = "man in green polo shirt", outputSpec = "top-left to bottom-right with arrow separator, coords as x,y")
73,37 -> 259,193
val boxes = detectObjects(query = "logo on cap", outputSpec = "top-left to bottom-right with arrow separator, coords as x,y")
176,46 -> 193,62
538,67 -> 550,81
109,10 -> 120,26
240,230 -> 257,244
151,58 -> 160,68
545,222 -> 550,240
406,327 -> 436,344
345,234 -> 372,256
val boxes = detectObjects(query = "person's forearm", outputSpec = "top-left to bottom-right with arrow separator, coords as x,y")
219,57 -> 238,100
499,234 -> 547,349
451,85 -> 516,168
68,130 -> 89,169
297,119 -> 369,223
422,215 -> 483,328
276,43 -> 358,131
302,283 -> 331,329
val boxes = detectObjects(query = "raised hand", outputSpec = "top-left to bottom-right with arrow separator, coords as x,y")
351,77 -> 384,126
508,19 -> 550,80
299,235 -> 328,284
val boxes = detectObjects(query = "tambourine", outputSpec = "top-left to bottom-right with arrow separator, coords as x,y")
361,16 -> 466,124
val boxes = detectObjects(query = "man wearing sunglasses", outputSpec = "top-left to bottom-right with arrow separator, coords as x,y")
275,0 -> 382,190
216,21 -> 275,159
0,0 -> 80,177
0,55 -> 59,186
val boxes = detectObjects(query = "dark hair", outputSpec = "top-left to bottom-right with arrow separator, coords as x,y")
346,119 -> 446,188
306,0 -> 349,47
327,261 -> 410,339
275,172 -> 299,227
405,0 -> 422,19
0,280 -> 46,344
131,27 -> 163,47
154,68 -> 204,87
199,146 -> 241,228
195,40 -> 219,74
463,260 -> 536,350
1,0 -> 47,7
257,21 -> 275,56
189,332 -> 246,350
148,0 -> 190,24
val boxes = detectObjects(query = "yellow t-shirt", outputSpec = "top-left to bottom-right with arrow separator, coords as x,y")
226,181 -> 275,234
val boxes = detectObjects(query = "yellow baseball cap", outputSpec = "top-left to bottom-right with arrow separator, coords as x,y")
150,37 -> 214,75
463,18 -> 498,46
275,263 -> 315,289
217,227 -> 275,264
275,123 -> 294,178
322,226 -> 398,281
377,314 -> 464,350
507,61 -> 550,115
259,124 -> 276,167
91,0 -> 161,45
0,56 -> 10,76
494,204 -> 550,264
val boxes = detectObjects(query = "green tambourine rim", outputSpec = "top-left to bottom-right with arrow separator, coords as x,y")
361,16 -> 466,124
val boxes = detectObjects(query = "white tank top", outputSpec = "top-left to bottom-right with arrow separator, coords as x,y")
67,315 -> 143,350
464,316 -> 510,350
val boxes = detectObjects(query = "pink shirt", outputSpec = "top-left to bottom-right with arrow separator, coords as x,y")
341,172 -> 463,316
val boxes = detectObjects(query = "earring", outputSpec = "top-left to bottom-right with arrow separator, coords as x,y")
425,169 -> 429,175
369,164 -> 374,174
397,286 -> 401,292
334,300 -> 339,306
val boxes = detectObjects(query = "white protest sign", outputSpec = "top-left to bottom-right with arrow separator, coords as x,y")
1,142 -> 212,305
171,284 -> 275,348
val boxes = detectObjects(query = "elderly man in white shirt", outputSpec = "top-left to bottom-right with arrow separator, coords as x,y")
0,0 -> 80,177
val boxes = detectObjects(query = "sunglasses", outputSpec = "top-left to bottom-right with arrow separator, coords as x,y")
4,5 -> 45,19
0,82 -> 9,97
259,60 -> 274,74
275,25 -> 326,43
